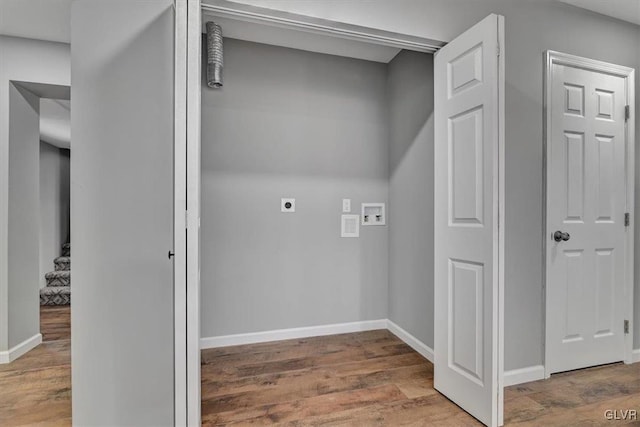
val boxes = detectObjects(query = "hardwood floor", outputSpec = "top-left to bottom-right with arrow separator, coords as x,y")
505,361 -> 640,426
40,306 -> 71,342
201,329 -> 479,426
0,305 -> 71,426
1,312 -> 638,426
202,330 -> 640,426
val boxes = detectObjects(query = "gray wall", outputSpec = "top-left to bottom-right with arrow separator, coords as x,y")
492,0 -> 639,369
39,141 -> 70,288
387,51 -> 434,347
71,1 -> 175,424
7,83 -> 40,349
201,39 -> 389,338
385,3 -> 640,369
0,35 -> 69,353
224,0 -> 640,370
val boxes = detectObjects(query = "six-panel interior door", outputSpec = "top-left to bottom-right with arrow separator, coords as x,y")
546,56 -> 628,375
434,14 -> 504,427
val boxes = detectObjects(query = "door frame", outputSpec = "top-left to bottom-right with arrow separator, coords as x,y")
185,3 -> 505,425
185,0 -> 202,425
174,0 -> 189,425
543,50 -> 636,378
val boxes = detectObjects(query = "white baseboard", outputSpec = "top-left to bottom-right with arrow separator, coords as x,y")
506,353 -> 640,384
200,319 -> 387,349
504,365 -> 545,386
0,333 -> 42,364
385,320 -> 434,363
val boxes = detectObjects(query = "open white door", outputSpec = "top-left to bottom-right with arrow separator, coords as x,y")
71,1 -> 180,424
434,14 -> 505,427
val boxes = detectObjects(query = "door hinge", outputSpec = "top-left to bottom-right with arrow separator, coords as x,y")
624,319 -> 630,334
625,212 -> 630,227
625,105 -> 630,122
496,44 -> 500,57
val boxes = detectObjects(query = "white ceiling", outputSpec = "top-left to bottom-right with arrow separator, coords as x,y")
1,0 -> 638,46
0,0 -> 72,43
558,0 -> 640,26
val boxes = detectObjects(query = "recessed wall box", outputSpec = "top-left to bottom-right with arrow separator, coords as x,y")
361,203 -> 385,226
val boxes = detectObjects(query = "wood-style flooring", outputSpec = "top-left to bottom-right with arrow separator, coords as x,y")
202,330 -> 640,426
1,310 -> 639,426
0,305 -> 71,426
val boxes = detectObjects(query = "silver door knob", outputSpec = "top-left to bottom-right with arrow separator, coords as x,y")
553,231 -> 570,242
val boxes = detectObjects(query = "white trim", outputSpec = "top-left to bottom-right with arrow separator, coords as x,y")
496,15 -> 506,426
201,0 -> 444,53
631,349 -> 640,364
0,333 -> 42,364
201,319 -> 387,349
624,68 -> 635,365
543,51 -> 635,376
186,0 -> 202,425
173,1 -> 188,425
386,320 -> 434,363
503,365 -> 545,387
200,319 -> 435,364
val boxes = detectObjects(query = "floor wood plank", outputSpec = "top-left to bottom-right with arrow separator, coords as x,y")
202,330 -> 640,426
1,310 -> 638,426
0,306 -> 71,426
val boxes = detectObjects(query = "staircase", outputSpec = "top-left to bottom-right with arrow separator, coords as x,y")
40,243 -> 71,306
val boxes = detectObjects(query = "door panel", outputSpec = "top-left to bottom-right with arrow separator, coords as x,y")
450,259 -> 484,384
71,1 -> 175,425
546,59 -> 627,375
450,107 -> 484,225
434,14 -> 504,427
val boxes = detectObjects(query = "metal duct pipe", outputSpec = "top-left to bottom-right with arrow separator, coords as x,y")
206,22 -> 223,88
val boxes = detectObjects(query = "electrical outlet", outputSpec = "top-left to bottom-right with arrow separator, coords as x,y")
281,198 -> 295,212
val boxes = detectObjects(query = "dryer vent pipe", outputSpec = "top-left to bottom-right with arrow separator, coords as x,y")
206,22 -> 223,88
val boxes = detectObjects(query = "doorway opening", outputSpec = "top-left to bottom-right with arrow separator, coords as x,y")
189,3 -> 505,426
199,36 -> 440,425
39,97 -> 71,320
0,81 -> 72,424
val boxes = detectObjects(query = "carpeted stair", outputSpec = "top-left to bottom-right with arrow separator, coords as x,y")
40,243 -> 71,306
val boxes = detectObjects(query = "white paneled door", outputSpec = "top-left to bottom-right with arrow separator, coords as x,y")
434,14 -> 505,427
545,52 -> 634,375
